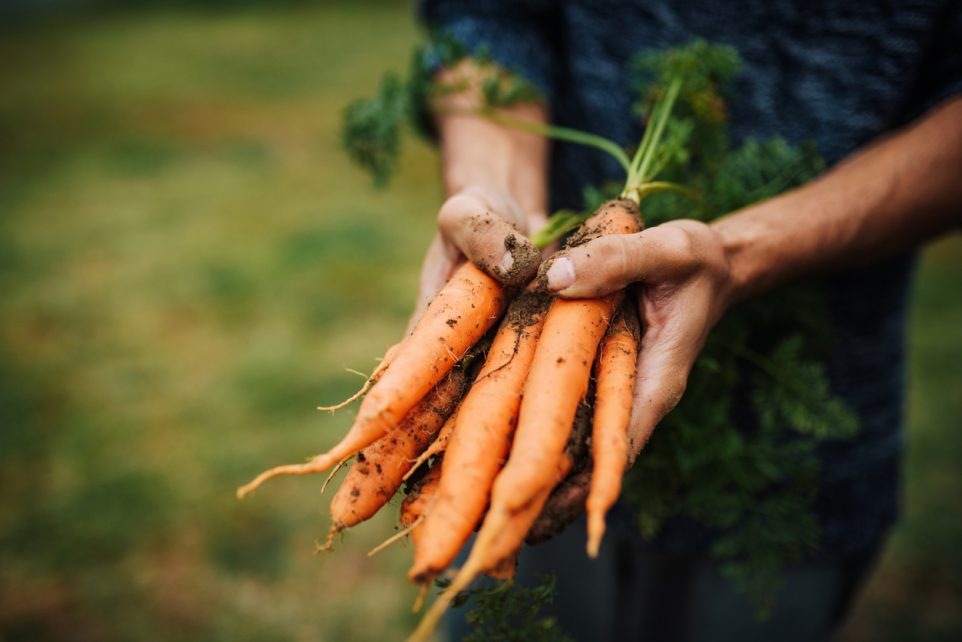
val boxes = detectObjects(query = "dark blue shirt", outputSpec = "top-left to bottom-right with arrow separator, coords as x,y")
419,0 -> 962,557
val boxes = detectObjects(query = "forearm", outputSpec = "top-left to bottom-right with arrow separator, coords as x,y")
714,96 -> 962,304
433,62 -> 550,216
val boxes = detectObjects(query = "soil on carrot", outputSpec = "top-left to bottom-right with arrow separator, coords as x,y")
565,199 -> 642,249
526,472 -> 591,545
472,289 -> 550,385
506,289 -> 551,330
565,390 -> 594,467
621,299 -> 643,344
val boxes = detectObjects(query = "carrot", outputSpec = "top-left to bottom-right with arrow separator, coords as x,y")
490,203 -> 639,512
406,201 -> 642,642
366,460 -> 444,558
315,368 -> 465,551
237,262 -> 505,498
586,304 -> 640,558
403,461 -> 443,550
484,549 -> 519,581
525,388 -> 595,545
406,457 -> 573,642
407,289 -> 550,584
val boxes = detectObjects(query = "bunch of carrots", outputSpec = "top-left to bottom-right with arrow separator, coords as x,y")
237,44 -> 712,642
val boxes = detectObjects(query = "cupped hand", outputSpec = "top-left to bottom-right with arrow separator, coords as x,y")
409,185 -> 546,329
529,219 -> 735,539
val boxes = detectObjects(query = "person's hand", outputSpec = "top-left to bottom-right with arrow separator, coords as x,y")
408,185 -> 545,330
527,96 -> 962,541
528,219 -> 734,540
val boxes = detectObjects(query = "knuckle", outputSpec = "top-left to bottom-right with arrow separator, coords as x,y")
436,193 -> 480,232
583,234 -> 639,287
656,224 -> 695,257
463,186 -> 526,228
610,235 -> 637,283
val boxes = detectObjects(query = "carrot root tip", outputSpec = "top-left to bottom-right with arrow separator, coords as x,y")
586,539 -> 601,559
586,512 -> 606,559
411,584 -> 429,614
317,373 -> 373,414
235,458 -> 331,499
314,524 -> 341,554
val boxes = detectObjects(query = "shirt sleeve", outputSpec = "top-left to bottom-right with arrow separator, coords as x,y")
416,0 -> 560,103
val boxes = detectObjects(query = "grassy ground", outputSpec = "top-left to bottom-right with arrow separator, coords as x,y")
0,4 -> 959,641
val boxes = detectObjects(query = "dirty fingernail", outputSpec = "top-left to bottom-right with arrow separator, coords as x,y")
499,251 -> 514,274
545,257 -> 575,292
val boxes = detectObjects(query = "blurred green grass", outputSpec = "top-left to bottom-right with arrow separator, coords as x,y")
0,4 -> 959,641
1,4 -> 438,641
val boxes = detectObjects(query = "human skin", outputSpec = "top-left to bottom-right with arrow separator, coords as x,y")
415,63 -> 962,526
406,63 -> 550,331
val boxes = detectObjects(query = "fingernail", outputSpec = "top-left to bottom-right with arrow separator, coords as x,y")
499,251 -> 514,274
546,257 -> 575,292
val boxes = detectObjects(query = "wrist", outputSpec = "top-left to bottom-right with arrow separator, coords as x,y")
438,108 -> 549,216
709,193 -> 795,306
432,60 -> 549,216
710,216 -> 758,308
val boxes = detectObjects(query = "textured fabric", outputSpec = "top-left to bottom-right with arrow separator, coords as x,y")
418,0 -> 961,558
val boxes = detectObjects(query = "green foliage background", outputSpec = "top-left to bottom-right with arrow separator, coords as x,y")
0,3 -> 960,641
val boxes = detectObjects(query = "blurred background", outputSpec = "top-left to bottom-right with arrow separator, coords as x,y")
0,1 -> 959,641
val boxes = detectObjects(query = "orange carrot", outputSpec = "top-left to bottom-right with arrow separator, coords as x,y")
525,390 -> 594,545
367,461 -> 444,558
484,549 -> 519,580
403,462 -> 443,551
407,289 -> 550,584
406,457 -> 573,642
489,200 -> 641,511
586,304 -> 640,558
316,368 -> 465,550
237,262 -> 505,498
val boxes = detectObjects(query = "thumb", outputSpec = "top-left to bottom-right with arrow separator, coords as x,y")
543,226 -> 694,298
437,187 -> 541,287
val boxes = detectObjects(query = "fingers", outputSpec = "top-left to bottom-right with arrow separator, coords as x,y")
543,225 -> 696,298
625,353 -> 689,466
625,297 -> 708,465
437,187 -> 541,287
